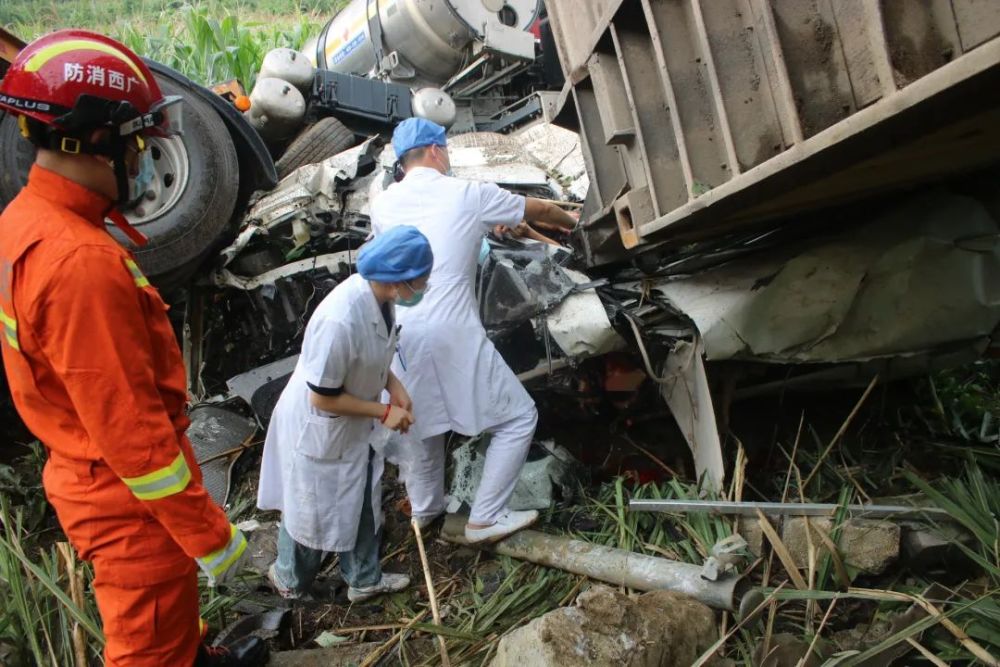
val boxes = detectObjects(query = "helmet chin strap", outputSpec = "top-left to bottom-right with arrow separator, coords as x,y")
26,120 -> 150,247
107,138 -> 149,247
107,139 -> 149,247
107,208 -> 148,247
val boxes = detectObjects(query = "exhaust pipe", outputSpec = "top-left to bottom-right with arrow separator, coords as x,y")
441,515 -> 763,618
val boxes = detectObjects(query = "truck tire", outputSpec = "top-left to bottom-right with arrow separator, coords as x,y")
275,116 -> 356,180
0,78 -> 239,283
123,77 -> 239,278
0,111 -> 34,208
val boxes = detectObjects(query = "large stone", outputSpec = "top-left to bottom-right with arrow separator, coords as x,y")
490,585 -> 717,667
781,517 -> 899,574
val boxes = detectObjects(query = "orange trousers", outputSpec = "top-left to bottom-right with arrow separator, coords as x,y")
92,563 -> 201,666
44,456 -> 203,666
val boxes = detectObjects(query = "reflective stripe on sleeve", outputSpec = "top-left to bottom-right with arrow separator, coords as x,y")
120,452 -> 192,500
0,307 -> 18,351
124,258 -> 150,288
196,525 -> 248,578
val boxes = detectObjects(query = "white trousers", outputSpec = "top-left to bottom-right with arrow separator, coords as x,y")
399,406 -> 538,525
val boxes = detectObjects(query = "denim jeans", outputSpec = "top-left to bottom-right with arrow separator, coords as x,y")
273,450 -> 382,592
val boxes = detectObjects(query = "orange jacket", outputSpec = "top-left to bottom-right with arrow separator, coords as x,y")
0,165 -> 236,583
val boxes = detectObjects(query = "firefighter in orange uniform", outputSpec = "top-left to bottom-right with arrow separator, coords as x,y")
0,30 -> 266,666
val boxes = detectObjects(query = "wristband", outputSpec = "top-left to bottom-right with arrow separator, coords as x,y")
380,404 -> 392,423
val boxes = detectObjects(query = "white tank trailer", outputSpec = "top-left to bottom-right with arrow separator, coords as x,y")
305,0 -> 540,85
248,0 -> 541,143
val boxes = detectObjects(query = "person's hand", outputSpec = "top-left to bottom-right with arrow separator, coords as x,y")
494,222 -> 533,239
383,405 -> 415,433
530,218 -> 574,236
197,526 -> 249,587
386,375 -> 413,412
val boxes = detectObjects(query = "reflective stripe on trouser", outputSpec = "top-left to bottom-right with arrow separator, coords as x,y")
0,306 -> 18,351
196,524 -> 247,579
119,452 -> 192,501
92,561 -> 200,667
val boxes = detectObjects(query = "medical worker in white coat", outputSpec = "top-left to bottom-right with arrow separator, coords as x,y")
257,225 -> 433,601
371,118 -> 578,543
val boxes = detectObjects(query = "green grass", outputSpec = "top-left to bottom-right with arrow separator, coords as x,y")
3,1 -> 350,89
0,495 -> 104,666
3,0 -> 341,35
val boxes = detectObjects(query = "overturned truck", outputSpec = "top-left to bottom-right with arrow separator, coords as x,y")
4,1 -> 1000,497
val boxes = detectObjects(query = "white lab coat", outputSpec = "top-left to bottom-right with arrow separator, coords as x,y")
257,274 -> 396,552
371,166 -> 535,441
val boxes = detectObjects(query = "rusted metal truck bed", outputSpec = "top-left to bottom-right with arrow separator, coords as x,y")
546,0 -> 1000,263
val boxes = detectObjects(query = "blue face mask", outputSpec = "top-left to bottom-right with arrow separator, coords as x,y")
127,148 -> 155,207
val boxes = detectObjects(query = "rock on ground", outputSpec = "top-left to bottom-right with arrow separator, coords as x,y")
267,643 -> 380,667
489,585 -> 717,667
781,517 -> 899,574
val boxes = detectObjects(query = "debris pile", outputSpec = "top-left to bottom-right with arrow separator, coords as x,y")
4,131 -> 1000,666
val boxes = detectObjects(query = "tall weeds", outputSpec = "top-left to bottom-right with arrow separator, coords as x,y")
0,496 -> 103,666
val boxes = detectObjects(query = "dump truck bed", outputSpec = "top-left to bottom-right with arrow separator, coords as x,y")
546,0 -> 1000,263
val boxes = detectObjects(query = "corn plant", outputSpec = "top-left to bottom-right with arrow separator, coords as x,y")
117,7 -> 319,89
9,2 -> 334,90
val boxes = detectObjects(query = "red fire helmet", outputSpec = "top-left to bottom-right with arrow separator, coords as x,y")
0,29 -> 181,138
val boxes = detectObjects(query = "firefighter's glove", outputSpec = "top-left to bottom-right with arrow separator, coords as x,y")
196,524 -> 250,587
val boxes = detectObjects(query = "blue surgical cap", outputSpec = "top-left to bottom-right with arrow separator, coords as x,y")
357,225 -> 434,282
392,118 -> 447,158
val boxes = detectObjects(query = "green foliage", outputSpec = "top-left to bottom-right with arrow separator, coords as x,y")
0,442 -> 48,533
572,477 -> 734,564
0,495 -> 104,666
905,455 -> 999,587
433,556 -> 578,665
116,8 -> 320,89
919,360 -> 1000,443
4,1 -> 350,88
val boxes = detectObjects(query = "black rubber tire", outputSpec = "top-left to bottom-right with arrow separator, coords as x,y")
0,78 -> 240,282
0,111 -> 35,208
275,116 -> 356,180
121,76 -> 240,278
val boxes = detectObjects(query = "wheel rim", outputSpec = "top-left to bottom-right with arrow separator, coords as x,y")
124,135 -> 190,225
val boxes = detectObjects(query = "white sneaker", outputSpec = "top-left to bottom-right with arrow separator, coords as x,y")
464,509 -> 539,544
348,572 -> 411,603
268,563 -> 311,601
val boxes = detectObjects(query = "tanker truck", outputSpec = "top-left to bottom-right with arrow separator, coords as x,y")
244,0 -> 563,178
0,1 -> 559,285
